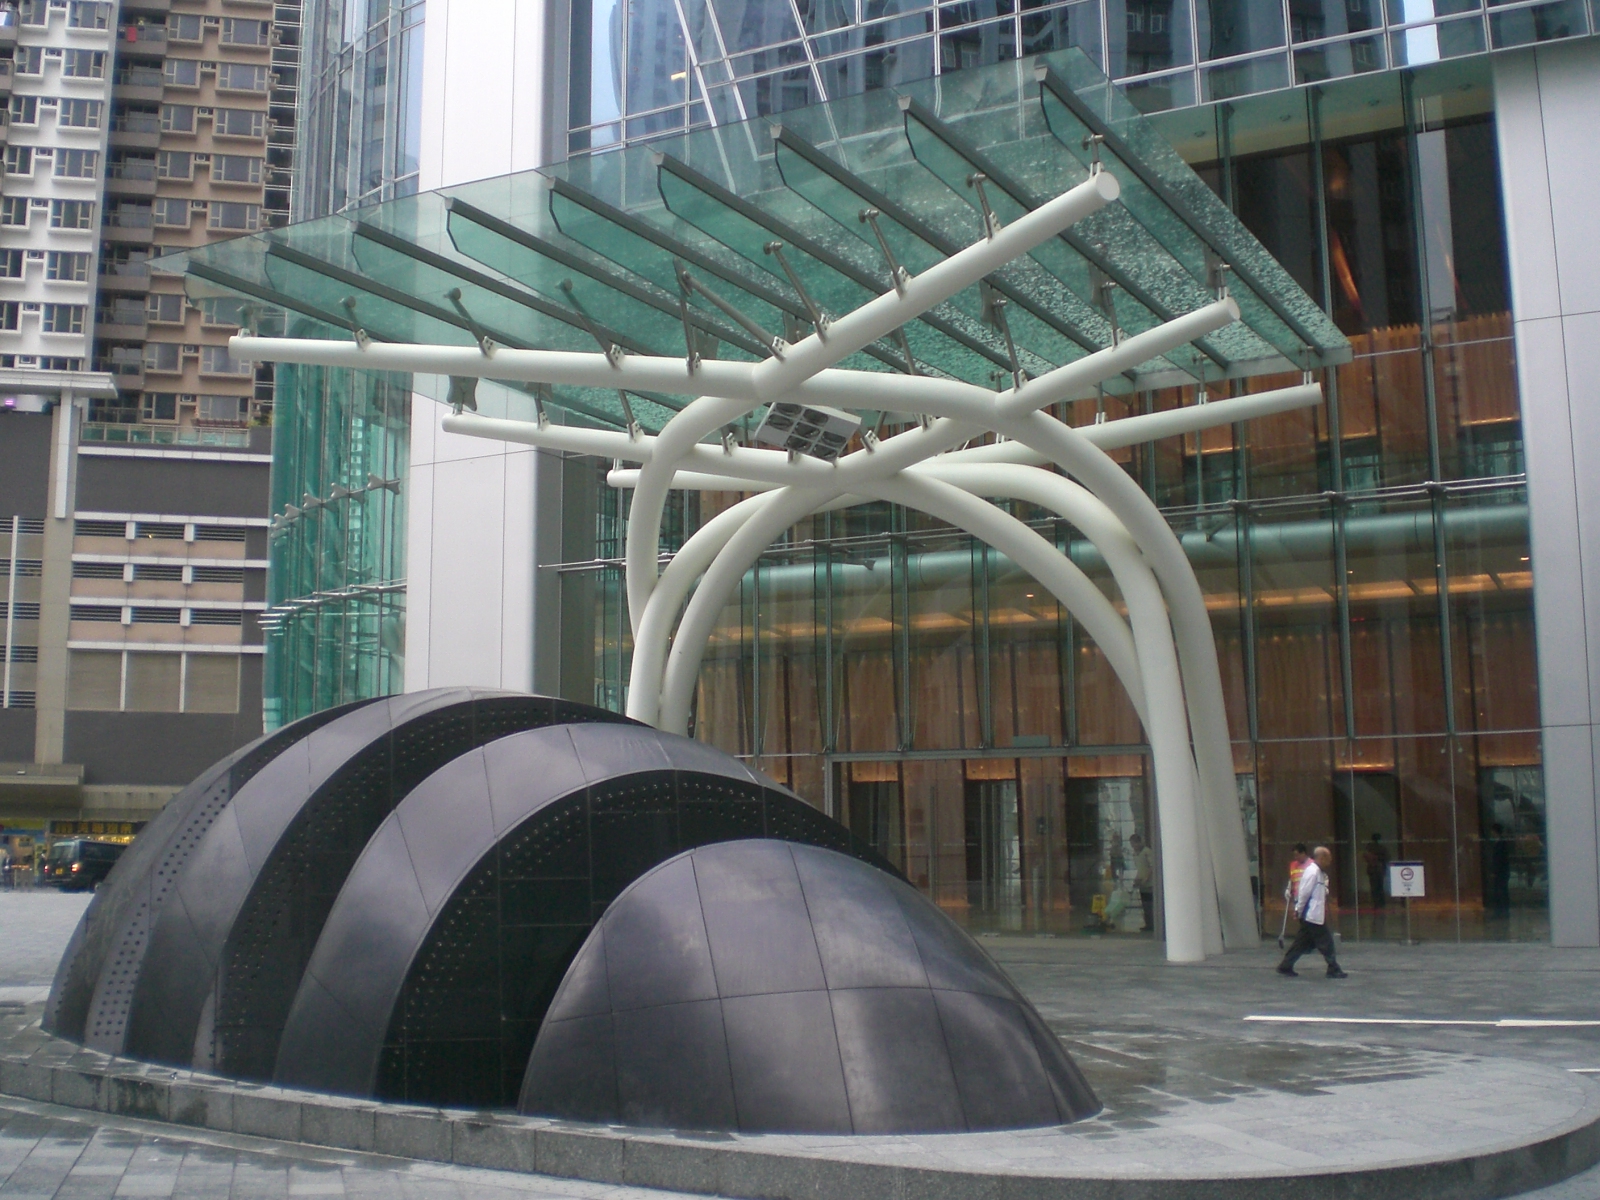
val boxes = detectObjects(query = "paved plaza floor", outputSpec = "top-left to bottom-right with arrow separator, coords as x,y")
4,890 -> 1600,1198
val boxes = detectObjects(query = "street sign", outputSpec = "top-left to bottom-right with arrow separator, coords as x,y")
1389,861 -> 1426,898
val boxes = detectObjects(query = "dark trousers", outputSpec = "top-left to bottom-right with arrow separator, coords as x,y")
1139,888 -> 1154,931
1279,919 -> 1340,972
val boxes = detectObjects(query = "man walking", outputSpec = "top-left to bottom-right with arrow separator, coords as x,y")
1130,834 -> 1154,933
1277,845 -> 1347,979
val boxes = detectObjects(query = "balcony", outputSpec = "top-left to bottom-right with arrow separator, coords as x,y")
110,113 -> 162,150
97,264 -> 152,294
102,222 -> 155,245
105,163 -> 158,198
95,319 -> 148,341
112,69 -> 164,104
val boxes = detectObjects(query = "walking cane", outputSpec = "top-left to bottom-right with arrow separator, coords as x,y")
1277,899 -> 1290,950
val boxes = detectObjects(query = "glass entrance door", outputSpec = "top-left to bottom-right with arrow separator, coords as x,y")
964,775 -> 1021,930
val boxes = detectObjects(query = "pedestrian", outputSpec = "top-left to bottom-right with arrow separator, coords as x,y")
1130,834 -> 1154,933
1488,822 -> 1513,920
1363,832 -> 1390,912
1277,845 -> 1347,979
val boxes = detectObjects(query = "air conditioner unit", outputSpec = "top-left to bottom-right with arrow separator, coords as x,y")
193,153 -> 210,164
197,106 -> 214,116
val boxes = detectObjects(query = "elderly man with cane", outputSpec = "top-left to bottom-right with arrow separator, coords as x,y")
1277,845 -> 1348,979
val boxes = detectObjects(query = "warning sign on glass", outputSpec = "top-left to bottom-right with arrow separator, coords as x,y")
1388,861 -> 1426,898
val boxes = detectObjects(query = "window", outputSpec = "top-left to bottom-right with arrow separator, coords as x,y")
39,356 -> 83,371
146,293 -> 184,322
14,46 -> 43,75
0,198 -> 28,227
50,201 -> 94,230
72,562 -> 126,580
207,202 -> 260,232
75,520 -> 126,538
184,654 -> 239,712
163,59 -> 201,87
211,154 -> 262,185
213,108 -> 266,138
152,197 -> 190,228
200,297 -> 245,326
141,392 -> 178,421
200,345 -> 249,375
160,104 -> 196,133
216,63 -> 268,92
189,609 -> 243,625
191,566 -> 244,583
70,605 -> 123,622
67,651 -> 122,711
156,150 -> 192,180
42,304 -> 85,334
132,563 -> 183,582
9,97 -> 38,126
0,303 -> 19,331
62,49 -> 106,78
58,99 -> 103,128
54,149 -> 99,179
4,147 -> 33,176
0,251 -> 23,279
67,2 -> 112,30
166,13 -> 203,40
18,0 -> 46,26
193,526 -> 246,543
46,252 -> 89,282
220,17 -> 269,45
196,394 -> 245,423
143,342 -> 181,372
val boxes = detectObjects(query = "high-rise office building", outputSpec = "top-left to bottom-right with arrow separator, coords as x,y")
212,0 -> 1600,947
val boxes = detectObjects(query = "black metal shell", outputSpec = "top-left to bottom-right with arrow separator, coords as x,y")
43,697 -> 380,1049
518,839 -> 1100,1134
121,689 -> 634,1072
272,724 -> 889,1108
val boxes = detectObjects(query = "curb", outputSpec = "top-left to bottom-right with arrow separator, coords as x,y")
4,1026 -> 1600,1200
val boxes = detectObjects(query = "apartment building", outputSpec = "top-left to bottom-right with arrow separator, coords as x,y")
94,0 -> 280,430
0,0 -> 116,375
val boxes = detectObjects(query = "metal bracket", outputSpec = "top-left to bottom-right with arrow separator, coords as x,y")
1082,133 -> 1105,174
447,375 -> 478,414
677,287 -> 701,374
893,327 -> 919,376
1088,264 -> 1123,346
677,263 -> 786,359
446,288 -> 497,356
616,390 -> 641,440
340,296 -> 370,350
559,279 -> 625,368
721,424 -> 739,455
533,382 -> 551,429
858,208 -> 909,296
862,428 -> 880,453
764,241 -> 830,338
1205,249 -> 1232,300
981,281 -> 1027,391
966,173 -> 1002,239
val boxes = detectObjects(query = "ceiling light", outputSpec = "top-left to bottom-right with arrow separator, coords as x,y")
753,402 -> 862,462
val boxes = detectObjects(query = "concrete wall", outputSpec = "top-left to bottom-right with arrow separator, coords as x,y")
403,0 -> 562,697
1495,38 -> 1600,947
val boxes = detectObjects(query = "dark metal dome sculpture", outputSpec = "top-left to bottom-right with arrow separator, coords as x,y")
519,839 -> 1100,1133
49,693 -> 1095,1128
273,723 -> 886,1107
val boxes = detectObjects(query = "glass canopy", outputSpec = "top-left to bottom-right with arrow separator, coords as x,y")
169,48 -> 1348,435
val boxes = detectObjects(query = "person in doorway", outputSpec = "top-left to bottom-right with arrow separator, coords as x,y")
1130,834 -> 1154,933
1363,832 -> 1390,912
1277,845 -> 1347,979
1488,822 -> 1514,920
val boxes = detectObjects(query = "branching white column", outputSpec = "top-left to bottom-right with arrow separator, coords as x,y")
233,166 -> 1328,960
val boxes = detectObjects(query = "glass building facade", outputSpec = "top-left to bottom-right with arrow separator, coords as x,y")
559,52 -> 1546,944
263,0 -> 425,727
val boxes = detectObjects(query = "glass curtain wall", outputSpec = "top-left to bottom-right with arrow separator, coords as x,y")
267,0 -> 425,726
569,0 -> 1594,151
296,0 -> 425,220
567,56 -> 1544,943
262,359 -> 409,728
